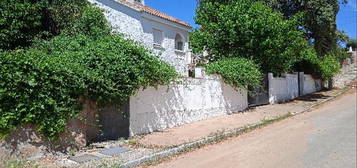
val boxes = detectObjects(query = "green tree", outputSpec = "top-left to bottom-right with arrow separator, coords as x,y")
0,0 -> 89,50
192,0 -> 309,75
262,0 -> 346,56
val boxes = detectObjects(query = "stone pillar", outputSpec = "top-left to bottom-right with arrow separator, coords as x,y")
298,72 -> 304,96
268,73 -> 274,104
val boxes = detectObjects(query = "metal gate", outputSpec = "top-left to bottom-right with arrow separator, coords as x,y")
248,74 -> 269,107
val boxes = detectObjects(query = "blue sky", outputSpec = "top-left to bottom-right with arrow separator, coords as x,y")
146,0 -> 357,39
337,0 -> 357,39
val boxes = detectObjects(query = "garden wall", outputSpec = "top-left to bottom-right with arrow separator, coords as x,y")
268,73 -> 299,104
302,74 -> 323,95
129,75 -> 248,136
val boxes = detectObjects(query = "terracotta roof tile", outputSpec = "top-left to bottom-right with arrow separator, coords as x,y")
142,6 -> 192,28
114,0 -> 192,28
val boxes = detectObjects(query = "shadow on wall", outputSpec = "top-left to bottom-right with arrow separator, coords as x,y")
129,76 -> 248,136
268,72 -> 324,104
93,0 -> 142,22
268,73 -> 299,104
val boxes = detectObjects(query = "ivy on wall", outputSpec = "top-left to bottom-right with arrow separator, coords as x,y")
0,2 -> 178,139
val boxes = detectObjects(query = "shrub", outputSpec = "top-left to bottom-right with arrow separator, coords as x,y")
205,58 -> 262,88
293,47 -> 340,80
317,55 -> 341,80
191,0 -> 309,75
0,34 -> 178,139
0,2 -> 178,139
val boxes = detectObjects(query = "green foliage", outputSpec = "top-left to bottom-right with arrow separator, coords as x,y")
64,4 -> 110,37
263,0 -> 341,56
0,0 -> 90,50
293,47 -> 320,75
293,47 -> 341,80
317,55 -> 341,80
0,0 -> 44,49
0,2 -> 178,139
329,47 -> 351,61
0,34 -> 177,139
206,58 -> 262,88
347,38 -> 357,50
192,0 -> 309,75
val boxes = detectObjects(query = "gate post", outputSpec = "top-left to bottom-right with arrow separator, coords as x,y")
298,72 -> 304,96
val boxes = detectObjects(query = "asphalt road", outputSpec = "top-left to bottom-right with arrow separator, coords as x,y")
151,89 -> 357,168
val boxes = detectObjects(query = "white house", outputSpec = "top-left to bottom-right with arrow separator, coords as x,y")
88,0 -> 192,76
87,0 -> 248,137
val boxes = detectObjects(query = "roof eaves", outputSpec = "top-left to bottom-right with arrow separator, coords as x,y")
113,0 -> 192,28
142,6 -> 192,28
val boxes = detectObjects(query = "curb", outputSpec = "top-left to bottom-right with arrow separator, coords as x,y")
121,88 -> 352,168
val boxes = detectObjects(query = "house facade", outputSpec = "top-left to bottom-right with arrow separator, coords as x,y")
86,0 -> 247,138
88,0 -> 192,76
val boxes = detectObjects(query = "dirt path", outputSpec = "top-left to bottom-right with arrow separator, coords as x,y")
148,89 -> 357,168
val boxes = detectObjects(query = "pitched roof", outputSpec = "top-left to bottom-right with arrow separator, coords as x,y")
115,0 -> 192,28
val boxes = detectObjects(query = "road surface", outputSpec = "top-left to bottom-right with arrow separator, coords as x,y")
151,89 -> 357,168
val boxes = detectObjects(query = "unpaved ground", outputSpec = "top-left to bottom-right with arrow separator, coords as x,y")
139,89 -> 341,147
149,89 -> 356,168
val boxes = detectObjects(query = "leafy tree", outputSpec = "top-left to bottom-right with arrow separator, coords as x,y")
262,0 -> 346,56
0,0 -> 89,50
192,0 -> 309,75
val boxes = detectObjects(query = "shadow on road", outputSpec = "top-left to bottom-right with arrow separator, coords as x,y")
295,93 -> 332,102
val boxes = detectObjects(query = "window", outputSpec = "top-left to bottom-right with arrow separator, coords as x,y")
134,0 -> 142,4
175,34 -> 184,51
153,29 -> 163,47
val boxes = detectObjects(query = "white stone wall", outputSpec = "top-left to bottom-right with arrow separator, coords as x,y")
129,75 -> 248,136
268,73 -> 299,104
89,0 -> 191,76
303,74 -> 322,95
333,52 -> 357,88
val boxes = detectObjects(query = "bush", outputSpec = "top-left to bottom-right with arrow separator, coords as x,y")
0,34 -> 178,139
317,55 -> 341,80
0,50 -> 84,138
293,47 -> 340,80
0,2 -> 178,139
205,58 -> 262,88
